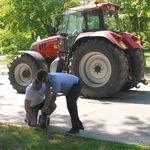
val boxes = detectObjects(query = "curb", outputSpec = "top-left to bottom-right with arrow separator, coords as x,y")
50,126 -> 150,146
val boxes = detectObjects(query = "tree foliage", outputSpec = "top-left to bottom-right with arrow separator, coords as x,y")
0,0 -> 149,55
0,0 -> 80,54
106,0 -> 150,47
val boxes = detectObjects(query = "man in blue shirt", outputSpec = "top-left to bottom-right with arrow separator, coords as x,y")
37,69 -> 84,134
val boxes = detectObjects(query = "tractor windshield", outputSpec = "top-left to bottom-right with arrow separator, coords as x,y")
61,12 -> 84,35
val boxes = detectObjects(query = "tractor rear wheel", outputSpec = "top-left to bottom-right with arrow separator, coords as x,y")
8,53 -> 47,93
71,39 -> 129,98
122,49 -> 145,90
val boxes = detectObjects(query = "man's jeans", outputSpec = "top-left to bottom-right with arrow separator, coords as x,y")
66,80 -> 84,129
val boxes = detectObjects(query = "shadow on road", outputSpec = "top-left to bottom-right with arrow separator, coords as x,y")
110,90 -> 150,104
81,90 -> 150,105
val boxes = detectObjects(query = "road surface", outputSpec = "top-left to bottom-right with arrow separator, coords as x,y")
0,71 -> 150,146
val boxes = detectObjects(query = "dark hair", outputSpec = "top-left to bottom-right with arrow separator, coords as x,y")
37,69 -> 48,81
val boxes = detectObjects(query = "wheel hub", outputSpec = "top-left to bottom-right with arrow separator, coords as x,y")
22,69 -> 31,78
14,63 -> 32,86
93,64 -> 102,74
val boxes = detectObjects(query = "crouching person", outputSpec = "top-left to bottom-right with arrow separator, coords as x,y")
24,78 -> 56,127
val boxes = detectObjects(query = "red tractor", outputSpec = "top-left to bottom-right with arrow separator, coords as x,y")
8,2 -> 147,98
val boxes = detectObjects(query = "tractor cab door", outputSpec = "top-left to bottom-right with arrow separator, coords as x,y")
60,11 -> 85,49
57,11 -> 85,70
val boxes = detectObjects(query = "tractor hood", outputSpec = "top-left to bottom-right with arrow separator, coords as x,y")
30,35 -> 59,58
76,31 -> 142,49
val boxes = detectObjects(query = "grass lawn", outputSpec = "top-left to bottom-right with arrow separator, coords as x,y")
0,124 -> 150,150
0,57 -> 9,69
0,58 -> 8,65
144,50 -> 150,68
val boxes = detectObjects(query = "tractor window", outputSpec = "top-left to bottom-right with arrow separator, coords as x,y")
68,14 -> 78,33
103,12 -> 119,31
64,12 -> 85,35
87,14 -> 100,31
87,11 -> 100,31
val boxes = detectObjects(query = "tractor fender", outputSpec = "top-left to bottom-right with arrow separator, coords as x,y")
75,31 -> 141,49
19,51 -> 46,68
90,31 -> 125,49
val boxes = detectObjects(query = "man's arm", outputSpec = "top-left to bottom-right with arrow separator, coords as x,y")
42,87 -> 57,114
24,99 -> 37,126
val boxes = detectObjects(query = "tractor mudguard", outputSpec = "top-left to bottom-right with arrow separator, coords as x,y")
75,31 -> 142,50
19,51 -> 46,68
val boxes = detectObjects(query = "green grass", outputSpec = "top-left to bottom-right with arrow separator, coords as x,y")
0,124 -> 149,150
144,50 -> 150,68
0,58 -> 8,65
0,57 -> 10,69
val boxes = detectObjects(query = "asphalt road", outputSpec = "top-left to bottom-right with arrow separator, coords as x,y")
0,72 -> 150,146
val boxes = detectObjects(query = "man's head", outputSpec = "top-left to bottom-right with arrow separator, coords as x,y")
32,78 -> 42,90
37,69 -> 48,82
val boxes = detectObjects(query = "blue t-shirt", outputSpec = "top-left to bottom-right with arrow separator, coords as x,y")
48,73 -> 79,94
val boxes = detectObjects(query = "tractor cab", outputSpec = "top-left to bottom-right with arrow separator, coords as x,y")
59,2 -> 120,52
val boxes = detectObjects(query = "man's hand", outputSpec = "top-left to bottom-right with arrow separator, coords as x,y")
41,106 -> 48,114
31,119 -> 37,127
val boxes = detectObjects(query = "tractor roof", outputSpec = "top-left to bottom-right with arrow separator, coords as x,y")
68,2 -> 120,13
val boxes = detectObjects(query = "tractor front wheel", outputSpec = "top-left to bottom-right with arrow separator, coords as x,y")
8,53 -> 47,93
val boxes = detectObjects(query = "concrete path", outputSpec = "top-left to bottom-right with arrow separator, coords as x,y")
0,69 -> 150,147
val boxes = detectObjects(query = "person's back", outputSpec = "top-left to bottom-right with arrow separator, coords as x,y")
48,73 -> 79,94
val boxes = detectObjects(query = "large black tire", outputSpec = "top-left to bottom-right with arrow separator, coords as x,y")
8,53 -> 47,93
122,49 -> 145,90
71,39 -> 129,98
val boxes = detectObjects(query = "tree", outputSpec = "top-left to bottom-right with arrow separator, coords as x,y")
0,0 -> 80,55
108,0 -> 150,48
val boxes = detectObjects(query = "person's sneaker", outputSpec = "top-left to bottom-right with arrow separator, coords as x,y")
66,128 -> 79,134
